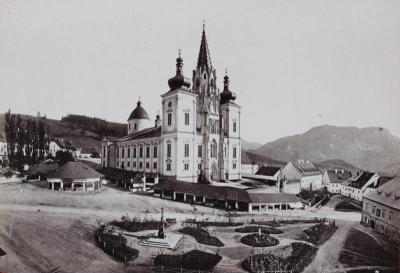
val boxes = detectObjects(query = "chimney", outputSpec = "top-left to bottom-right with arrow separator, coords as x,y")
335,169 -> 338,174
155,114 -> 161,127
341,169 -> 344,174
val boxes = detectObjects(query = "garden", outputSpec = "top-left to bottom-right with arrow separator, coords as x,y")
240,233 -> 280,247
242,242 -> 318,273
154,249 -> 222,271
300,221 -> 337,245
95,225 -> 139,263
110,215 -> 161,232
179,227 -> 224,247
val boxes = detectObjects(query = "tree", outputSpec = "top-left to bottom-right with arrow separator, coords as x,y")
55,150 -> 74,165
15,115 -> 25,172
4,110 -> 16,166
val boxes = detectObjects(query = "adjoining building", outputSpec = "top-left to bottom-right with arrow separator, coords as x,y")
0,135 -> 8,166
153,179 -> 304,213
341,171 -> 379,201
46,161 -> 103,191
101,26 -> 241,183
254,166 -> 282,186
281,160 -> 323,194
361,177 -> 400,242
322,169 -> 352,194
241,163 -> 259,176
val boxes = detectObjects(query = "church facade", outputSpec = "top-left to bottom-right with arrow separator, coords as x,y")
101,27 -> 241,183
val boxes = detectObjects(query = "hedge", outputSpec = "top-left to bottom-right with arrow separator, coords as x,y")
154,250 -> 222,271
240,233 -> 280,247
179,227 -> 224,247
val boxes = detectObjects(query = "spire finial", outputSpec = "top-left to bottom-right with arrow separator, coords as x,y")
225,68 -> 228,76
202,19 -> 206,31
178,48 -> 182,58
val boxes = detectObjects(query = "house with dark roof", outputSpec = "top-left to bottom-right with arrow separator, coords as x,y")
361,177 -> 400,242
46,161 -> 104,191
281,160 -> 323,194
341,171 -> 379,201
322,169 -> 352,194
153,179 -> 304,213
250,166 -> 282,186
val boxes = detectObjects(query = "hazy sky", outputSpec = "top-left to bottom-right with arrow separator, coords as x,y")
0,0 -> 399,143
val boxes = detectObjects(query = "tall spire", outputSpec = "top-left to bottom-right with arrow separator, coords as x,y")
197,22 -> 212,72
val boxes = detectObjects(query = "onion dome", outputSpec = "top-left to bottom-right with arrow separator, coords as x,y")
220,71 -> 237,104
128,100 -> 150,121
168,51 -> 191,91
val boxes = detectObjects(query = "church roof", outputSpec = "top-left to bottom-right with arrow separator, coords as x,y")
118,126 -> 162,142
197,26 -> 212,72
128,101 -> 150,121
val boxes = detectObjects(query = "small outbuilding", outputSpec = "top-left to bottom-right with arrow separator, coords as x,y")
46,161 -> 103,191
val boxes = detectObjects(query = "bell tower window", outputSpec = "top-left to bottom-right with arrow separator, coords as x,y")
167,113 -> 172,126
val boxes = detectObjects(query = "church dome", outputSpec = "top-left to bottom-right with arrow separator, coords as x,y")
128,101 -> 150,121
168,54 -> 191,91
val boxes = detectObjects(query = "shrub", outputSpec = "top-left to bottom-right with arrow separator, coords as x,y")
235,225 -> 283,234
3,170 -> 13,178
111,217 -> 161,232
154,250 -> 222,271
240,233 -> 280,247
301,222 -> 337,245
179,227 -> 224,247
95,227 -> 139,263
242,242 -> 317,273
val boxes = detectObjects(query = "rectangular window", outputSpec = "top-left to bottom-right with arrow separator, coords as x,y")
382,210 -> 386,218
127,148 -> 130,158
139,162 -> 143,169
167,144 -> 171,157
146,146 -> 150,158
198,163 -> 202,170
133,147 -> 136,158
153,162 -> 157,169
233,163 -> 237,169
185,112 -> 190,125
146,162 -> 150,169
102,146 -> 106,157
389,212 -> 393,221
133,162 -> 136,168
167,113 -> 172,126
117,148 -> 120,158
127,161 -> 130,167
224,147 -> 227,158
184,144 -> 189,157
167,163 -> 171,171
153,146 -> 158,158
198,145 -> 202,157
233,121 -> 237,132
117,161 -> 119,167
372,206 -> 376,214
122,148 -> 125,158
233,147 -> 237,159
376,208 -> 381,217
184,163 -> 189,170
139,147 -> 143,158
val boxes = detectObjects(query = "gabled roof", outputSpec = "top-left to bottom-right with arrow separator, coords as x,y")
364,177 -> 400,211
345,171 -> 376,189
325,169 -> 352,184
47,161 -> 103,179
289,160 -> 321,176
256,166 -> 281,176
117,126 -> 162,142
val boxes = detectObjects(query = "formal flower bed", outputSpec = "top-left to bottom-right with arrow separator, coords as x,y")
95,226 -> 139,263
154,250 -> 222,271
111,215 -> 161,232
301,221 -> 337,245
179,227 -> 224,247
243,242 -> 317,273
235,225 -> 283,234
249,219 -> 281,227
240,233 -> 280,247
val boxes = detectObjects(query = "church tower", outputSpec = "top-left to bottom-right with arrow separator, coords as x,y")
192,24 -> 220,182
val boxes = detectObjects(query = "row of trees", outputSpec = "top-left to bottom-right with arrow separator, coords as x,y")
4,111 -> 50,172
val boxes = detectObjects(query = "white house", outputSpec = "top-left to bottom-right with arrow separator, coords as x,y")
322,169 -> 352,194
361,177 -> 400,242
101,26 -> 242,183
0,136 -> 8,166
49,139 -> 79,158
241,163 -> 259,176
281,160 -> 323,194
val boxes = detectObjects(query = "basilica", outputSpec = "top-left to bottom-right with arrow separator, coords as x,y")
101,26 -> 241,183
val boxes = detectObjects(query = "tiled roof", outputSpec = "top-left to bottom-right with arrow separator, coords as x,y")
154,179 -> 301,204
118,126 -> 161,142
26,162 -> 59,176
256,166 -> 281,176
326,170 -> 352,184
345,171 -> 375,189
291,160 -> 321,176
47,161 -> 103,179
364,177 -> 400,211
